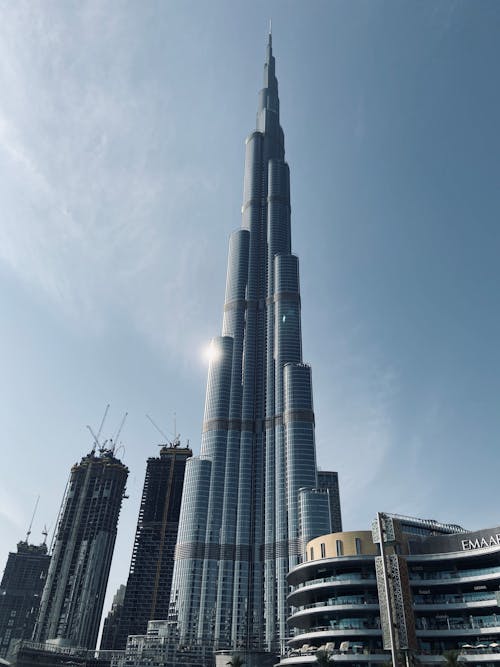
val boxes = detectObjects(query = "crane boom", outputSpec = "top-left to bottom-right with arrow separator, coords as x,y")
113,412 -> 128,448
146,414 -> 169,442
96,404 -> 110,441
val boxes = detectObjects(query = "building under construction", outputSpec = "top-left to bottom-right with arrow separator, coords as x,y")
0,539 -> 51,659
101,442 -> 192,650
34,448 -> 128,650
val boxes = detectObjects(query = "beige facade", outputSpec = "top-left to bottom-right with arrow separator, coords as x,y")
305,530 -> 378,560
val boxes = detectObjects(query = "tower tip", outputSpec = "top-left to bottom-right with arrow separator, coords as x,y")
268,19 -> 272,46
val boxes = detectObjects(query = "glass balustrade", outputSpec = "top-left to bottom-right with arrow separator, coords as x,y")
415,614 -> 500,631
413,591 -> 496,605
410,565 -> 500,581
291,572 -> 376,590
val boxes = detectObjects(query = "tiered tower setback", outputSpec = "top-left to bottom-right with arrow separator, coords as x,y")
169,32 -> 331,655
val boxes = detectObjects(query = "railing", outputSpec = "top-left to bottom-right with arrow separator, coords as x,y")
282,647 -> 389,658
416,617 -> 500,631
11,640 -> 125,659
292,598 -> 379,612
290,622 -> 382,636
280,647 -> 500,661
410,566 -> 500,581
413,592 -> 496,605
292,573 -> 376,589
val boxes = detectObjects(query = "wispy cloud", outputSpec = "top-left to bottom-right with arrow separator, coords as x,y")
314,326 -> 400,527
0,2 -> 221,355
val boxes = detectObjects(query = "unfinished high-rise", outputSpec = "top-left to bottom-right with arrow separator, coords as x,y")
103,443 -> 192,649
34,449 -> 128,649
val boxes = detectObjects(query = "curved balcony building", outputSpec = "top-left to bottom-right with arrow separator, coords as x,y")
283,531 -> 385,665
281,517 -> 500,667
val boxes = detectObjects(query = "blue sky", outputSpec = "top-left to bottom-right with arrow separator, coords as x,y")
1,0 -> 499,623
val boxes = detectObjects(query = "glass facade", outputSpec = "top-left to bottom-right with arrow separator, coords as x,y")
298,489 -> 332,553
317,471 -> 343,534
169,33 -> 331,654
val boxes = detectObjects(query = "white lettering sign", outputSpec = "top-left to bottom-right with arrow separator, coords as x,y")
461,534 -> 500,551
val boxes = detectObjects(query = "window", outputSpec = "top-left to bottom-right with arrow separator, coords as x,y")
336,540 -> 343,557
355,537 -> 362,555
310,547 -> 314,561
320,543 -> 326,558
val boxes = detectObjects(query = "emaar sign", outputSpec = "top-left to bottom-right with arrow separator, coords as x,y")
461,534 -> 500,551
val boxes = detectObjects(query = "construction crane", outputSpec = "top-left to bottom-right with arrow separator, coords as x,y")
87,404 -> 110,454
108,412 -> 128,454
146,413 -> 180,448
86,405 -> 127,456
26,495 -> 40,543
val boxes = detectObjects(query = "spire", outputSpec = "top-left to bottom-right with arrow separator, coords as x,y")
257,25 -> 281,149
266,20 -> 273,67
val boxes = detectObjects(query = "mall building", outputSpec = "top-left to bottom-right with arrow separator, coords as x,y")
280,513 -> 500,666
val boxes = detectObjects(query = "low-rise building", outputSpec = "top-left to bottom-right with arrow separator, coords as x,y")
281,514 -> 500,666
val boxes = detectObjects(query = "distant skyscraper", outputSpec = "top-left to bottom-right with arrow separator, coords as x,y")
169,31 -> 331,655
0,540 -> 50,658
100,583 -> 126,651
34,449 -> 128,649
104,443 -> 192,649
317,470 -> 343,533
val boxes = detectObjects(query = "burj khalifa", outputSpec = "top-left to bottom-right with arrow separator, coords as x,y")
169,31 -> 333,656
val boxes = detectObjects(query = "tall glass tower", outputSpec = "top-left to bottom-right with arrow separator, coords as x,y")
170,31 -> 330,655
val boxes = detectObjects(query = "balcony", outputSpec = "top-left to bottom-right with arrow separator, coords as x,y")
288,626 -> 383,647
409,566 -> 500,586
289,604 -> 380,627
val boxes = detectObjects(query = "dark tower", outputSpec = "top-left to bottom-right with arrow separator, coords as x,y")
34,449 -> 128,649
103,443 -> 192,649
0,540 -> 50,658
317,470 -> 343,533
100,584 -> 126,651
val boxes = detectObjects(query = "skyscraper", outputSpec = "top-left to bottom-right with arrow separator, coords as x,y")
170,31 -> 331,656
100,584 -> 126,651
317,470 -> 343,533
0,539 -> 50,658
34,449 -> 128,649
103,443 -> 192,649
